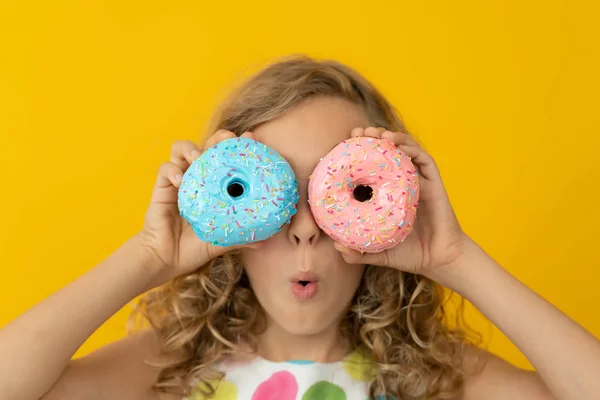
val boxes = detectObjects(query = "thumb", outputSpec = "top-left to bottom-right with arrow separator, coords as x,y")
238,241 -> 264,251
202,240 -> 264,264
334,242 -> 389,266
224,240 -> 264,253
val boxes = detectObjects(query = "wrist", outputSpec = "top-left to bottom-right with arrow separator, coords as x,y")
123,233 -> 170,293
426,236 -> 495,296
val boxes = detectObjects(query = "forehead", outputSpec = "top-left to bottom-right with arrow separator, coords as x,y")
252,96 -> 369,178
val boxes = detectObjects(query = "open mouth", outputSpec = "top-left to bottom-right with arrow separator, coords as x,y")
291,280 -> 319,300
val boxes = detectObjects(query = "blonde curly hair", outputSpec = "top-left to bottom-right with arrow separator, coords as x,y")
130,55 -> 484,400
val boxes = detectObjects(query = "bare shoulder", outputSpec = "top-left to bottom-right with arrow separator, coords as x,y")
41,329 -> 180,400
457,343 -> 555,400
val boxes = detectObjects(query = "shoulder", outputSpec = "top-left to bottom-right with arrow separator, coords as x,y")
457,343 -> 555,400
42,329 -> 181,400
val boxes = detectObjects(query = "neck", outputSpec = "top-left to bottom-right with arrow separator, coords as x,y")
255,319 -> 349,363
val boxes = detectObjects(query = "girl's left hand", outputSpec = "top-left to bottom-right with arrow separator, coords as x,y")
334,127 -> 470,282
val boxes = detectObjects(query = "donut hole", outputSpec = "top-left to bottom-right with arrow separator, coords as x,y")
353,185 -> 374,202
227,180 -> 246,198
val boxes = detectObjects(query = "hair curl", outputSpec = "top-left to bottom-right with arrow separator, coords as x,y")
130,54 -> 484,400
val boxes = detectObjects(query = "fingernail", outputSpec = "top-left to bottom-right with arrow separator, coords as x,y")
176,174 -> 183,182
190,150 -> 200,158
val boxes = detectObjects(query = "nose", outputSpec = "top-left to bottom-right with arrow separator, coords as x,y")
288,197 -> 321,246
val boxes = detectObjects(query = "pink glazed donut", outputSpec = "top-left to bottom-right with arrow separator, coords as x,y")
308,136 -> 420,253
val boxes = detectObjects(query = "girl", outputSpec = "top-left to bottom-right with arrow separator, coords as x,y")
1,55 -> 599,400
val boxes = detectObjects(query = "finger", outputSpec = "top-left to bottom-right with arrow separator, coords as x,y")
170,140 -> 202,171
334,242 -> 389,266
364,127 -> 386,138
203,129 -> 237,151
202,239 -> 265,259
160,163 -> 182,190
396,143 -> 420,159
380,130 -> 419,147
235,241 -> 264,251
240,131 -> 256,140
397,144 -> 440,181
155,162 -> 184,189
350,127 -> 365,137
377,130 -> 439,180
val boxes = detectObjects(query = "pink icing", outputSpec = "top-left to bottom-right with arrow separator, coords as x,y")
308,136 -> 419,253
251,370 -> 298,400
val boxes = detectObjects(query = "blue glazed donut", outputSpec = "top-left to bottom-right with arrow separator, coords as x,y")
177,137 -> 300,246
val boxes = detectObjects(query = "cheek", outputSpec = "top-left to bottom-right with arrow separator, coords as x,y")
242,235 -> 286,267
241,246 -> 282,288
333,264 -> 366,296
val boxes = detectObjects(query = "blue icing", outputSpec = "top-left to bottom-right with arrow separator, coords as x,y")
287,360 -> 316,365
177,137 -> 299,246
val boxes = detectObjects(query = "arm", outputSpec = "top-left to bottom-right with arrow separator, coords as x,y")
0,234 -> 163,400
330,127 -> 600,399
440,237 -> 600,400
41,329 -> 178,400
0,137 -> 250,400
459,346 -> 553,400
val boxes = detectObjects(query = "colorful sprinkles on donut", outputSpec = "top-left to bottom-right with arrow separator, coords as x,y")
178,137 -> 300,246
308,136 -> 420,253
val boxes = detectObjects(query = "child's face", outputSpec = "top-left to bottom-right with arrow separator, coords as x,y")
242,95 -> 369,337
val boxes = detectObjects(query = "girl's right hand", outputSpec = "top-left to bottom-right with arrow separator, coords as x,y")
137,130 -> 260,288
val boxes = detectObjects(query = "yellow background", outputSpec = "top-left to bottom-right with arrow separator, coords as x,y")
1,0 -> 599,369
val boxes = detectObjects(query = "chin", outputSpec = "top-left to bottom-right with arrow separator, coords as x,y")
279,321 -> 326,336
270,307 -> 343,336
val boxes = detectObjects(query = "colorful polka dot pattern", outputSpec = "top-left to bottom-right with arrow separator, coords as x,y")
287,360 -> 316,365
342,349 -> 376,382
191,350 -> 395,399
251,371 -> 298,400
190,379 -> 237,400
302,381 -> 346,399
